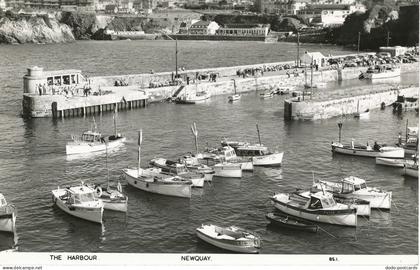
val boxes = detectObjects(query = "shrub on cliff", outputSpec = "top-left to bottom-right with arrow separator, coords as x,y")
60,11 -> 96,40
107,17 -> 145,32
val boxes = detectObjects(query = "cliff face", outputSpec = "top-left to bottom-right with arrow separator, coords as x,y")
0,15 -> 74,44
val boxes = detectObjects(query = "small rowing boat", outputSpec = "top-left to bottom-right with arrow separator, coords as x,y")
228,79 -> 241,102
375,157 -> 406,167
92,182 -> 128,212
196,224 -> 261,253
265,212 -> 318,233
0,194 -> 16,233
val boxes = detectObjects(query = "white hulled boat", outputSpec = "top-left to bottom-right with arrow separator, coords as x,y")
260,91 -> 273,99
213,162 -> 242,178
66,116 -> 126,155
403,163 -> 418,178
0,194 -> 16,233
179,154 -> 214,182
149,158 -> 205,188
331,141 -> 404,158
196,224 -> 261,253
396,125 -> 418,155
271,191 -> 357,226
375,157 -> 406,167
228,79 -> 241,102
175,91 -> 210,104
123,168 -> 192,198
362,66 -> 401,80
91,182 -> 128,212
235,144 -> 284,166
123,130 -> 192,198
51,184 -> 104,224
312,176 -> 392,210
201,146 -> 253,171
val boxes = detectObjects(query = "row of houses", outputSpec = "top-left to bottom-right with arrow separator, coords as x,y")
179,20 -> 270,36
0,0 -> 157,12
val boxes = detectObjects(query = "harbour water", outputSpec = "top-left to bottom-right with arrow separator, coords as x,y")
0,40 -> 418,254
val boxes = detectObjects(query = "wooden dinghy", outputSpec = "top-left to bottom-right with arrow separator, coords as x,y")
265,212 -> 318,233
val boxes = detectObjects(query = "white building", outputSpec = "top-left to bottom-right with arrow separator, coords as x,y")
188,21 -> 220,35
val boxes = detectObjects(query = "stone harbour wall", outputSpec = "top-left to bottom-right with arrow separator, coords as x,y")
284,86 -> 419,121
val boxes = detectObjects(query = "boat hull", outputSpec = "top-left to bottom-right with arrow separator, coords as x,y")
213,164 -> 242,178
332,144 -> 404,158
0,212 -> 16,233
66,137 -> 126,155
335,198 -> 371,217
272,196 -> 357,227
252,152 -> 284,166
265,213 -> 318,233
375,157 -> 405,168
228,94 -> 241,102
123,169 -> 192,198
335,192 -> 392,210
196,229 -> 259,254
52,189 -> 103,224
102,199 -> 128,212
404,166 -> 419,178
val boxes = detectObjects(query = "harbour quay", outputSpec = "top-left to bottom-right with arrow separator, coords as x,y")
22,67 -> 148,118
284,84 -> 419,120
21,53 -> 418,119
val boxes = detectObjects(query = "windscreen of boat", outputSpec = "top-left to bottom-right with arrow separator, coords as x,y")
0,198 -> 5,207
74,193 -> 96,204
354,183 -> 367,191
321,197 -> 336,208
341,182 -> 354,194
308,196 -> 323,209
82,134 -> 99,142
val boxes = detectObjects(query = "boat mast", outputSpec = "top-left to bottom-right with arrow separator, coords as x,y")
105,140 -> 109,189
191,122 -> 198,155
138,129 -> 142,176
310,56 -> 313,100
114,104 -> 118,137
175,39 -> 178,79
338,122 -> 343,143
256,123 -> 262,145
233,79 -> 237,95
406,119 -> 409,143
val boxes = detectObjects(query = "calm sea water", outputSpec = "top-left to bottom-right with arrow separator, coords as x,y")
0,40 -> 418,254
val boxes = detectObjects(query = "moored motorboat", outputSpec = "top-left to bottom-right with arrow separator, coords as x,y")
213,162 -> 242,178
331,141 -> 404,158
149,158 -> 205,188
260,91 -> 273,99
203,145 -> 253,171
312,176 -> 392,210
396,125 -> 418,155
123,168 -> 192,198
91,182 -> 128,212
51,184 -> 104,224
235,144 -> 284,166
175,91 -> 210,104
271,191 -> 357,227
196,224 -> 261,253
375,157 -> 406,167
0,194 -> 16,233
265,212 -> 318,233
362,65 -> 401,80
179,154 -> 214,182
228,79 -> 241,102
354,109 -> 370,119
66,131 -> 126,155
220,139 -> 248,150
334,198 -> 371,217
403,163 -> 419,178
228,94 -> 241,102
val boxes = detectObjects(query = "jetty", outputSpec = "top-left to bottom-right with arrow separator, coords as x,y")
21,52 -> 419,119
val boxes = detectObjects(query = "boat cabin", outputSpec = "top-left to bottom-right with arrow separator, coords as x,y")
162,160 -> 189,175
66,186 -> 98,204
81,131 -> 102,142
220,146 -> 237,160
235,145 -> 270,156
340,176 -> 367,193
307,192 -> 337,210
0,194 -> 7,208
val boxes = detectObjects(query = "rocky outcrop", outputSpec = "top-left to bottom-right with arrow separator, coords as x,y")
0,14 -> 74,44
